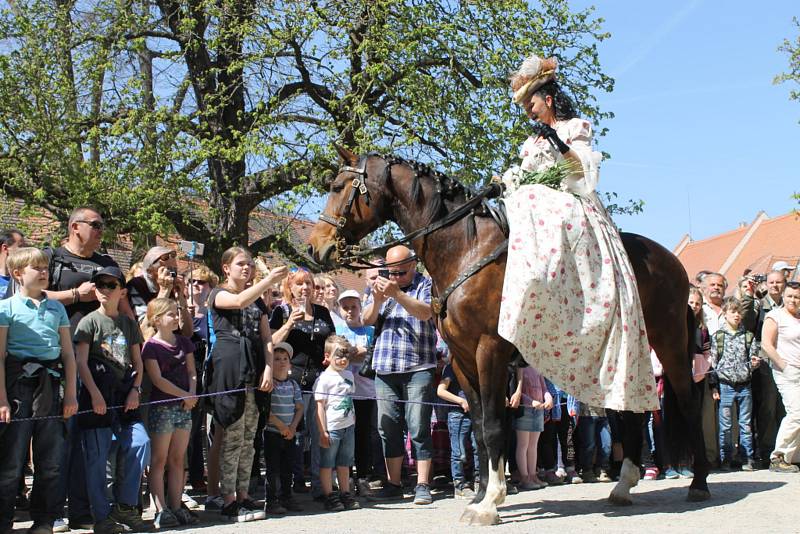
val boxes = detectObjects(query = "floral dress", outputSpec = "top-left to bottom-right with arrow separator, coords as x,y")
498,117 -> 658,412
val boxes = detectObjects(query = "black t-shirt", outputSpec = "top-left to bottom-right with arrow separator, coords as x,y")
269,303 -> 334,389
126,275 -> 158,323
45,246 -> 119,332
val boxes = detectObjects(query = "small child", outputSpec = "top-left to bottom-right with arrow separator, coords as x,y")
0,247 -> 78,534
710,296 -> 760,471
314,335 -> 360,512
436,361 -> 479,499
510,365 -> 552,490
263,342 -> 304,515
142,298 -> 199,529
73,266 -> 150,534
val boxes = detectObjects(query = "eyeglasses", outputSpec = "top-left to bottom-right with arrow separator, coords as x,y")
159,252 -> 177,262
289,266 -> 309,274
95,281 -> 120,290
76,220 -> 104,231
388,270 -> 407,277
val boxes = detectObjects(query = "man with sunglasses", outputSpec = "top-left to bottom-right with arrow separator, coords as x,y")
126,246 -> 192,337
362,245 -> 438,506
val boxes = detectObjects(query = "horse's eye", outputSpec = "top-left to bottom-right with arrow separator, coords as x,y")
331,183 -> 345,193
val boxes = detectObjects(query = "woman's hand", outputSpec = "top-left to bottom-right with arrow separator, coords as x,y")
124,389 -> 140,411
182,396 -> 197,411
509,391 -> 521,409
458,398 -> 469,412
531,122 -> 570,154
288,306 -> 304,326
91,392 -> 107,415
259,367 -> 274,393
0,398 -> 11,423
531,399 -> 544,410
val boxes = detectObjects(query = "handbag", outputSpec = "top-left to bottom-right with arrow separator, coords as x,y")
359,299 -> 397,379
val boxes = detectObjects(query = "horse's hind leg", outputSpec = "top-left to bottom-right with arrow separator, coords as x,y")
460,336 -> 512,526
609,411 -> 643,505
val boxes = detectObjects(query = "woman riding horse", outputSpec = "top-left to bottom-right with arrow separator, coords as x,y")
498,54 -> 659,414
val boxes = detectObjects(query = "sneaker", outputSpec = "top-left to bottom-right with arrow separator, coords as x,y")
543,470 -> 564,485
597,469 -> 613,483
769,455 -> 800,473
663,467 -> 679,479
678,466 -> 695,478
153,509 -> 179,530
581,470 -> 598,483
324,493 -> 345,512
93,517 -> 126,534
239,498 -> 266,520
413,483 -> 433,505
27,524 -> 54,534
264,501 -> 288,515
181,492 -> 199,510
204,495 -> 225,511
555,467 -> 568,479
280,498 -> 303,512
570,473 -> 584,484
68,518 -> 95,530
173,507 -> 199,526
643,467 -> 659,481
220,501 -> 252,523
367,483 -> 404,502
454,481 -> 476,500
109,503 -> 150,532
340,492 -> 361,510
52,519 -> 69,533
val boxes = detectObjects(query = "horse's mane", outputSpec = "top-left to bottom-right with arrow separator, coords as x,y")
381,155 -> 477,240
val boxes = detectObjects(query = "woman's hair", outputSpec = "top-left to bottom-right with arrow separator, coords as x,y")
688,287 -> 706,328
220,246 -> 252,282
7,247 -> 49,275
721,296 -> 742,314
190,264 -> 219,288
531,80 -> 578,121
125,261 -> 142,282
317,275 -> 338,295
142,297 -> 177,339
281,268 -> 314,303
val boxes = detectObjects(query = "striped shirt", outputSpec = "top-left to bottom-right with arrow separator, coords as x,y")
266,377 -> 302,434
367,273 -> 438,374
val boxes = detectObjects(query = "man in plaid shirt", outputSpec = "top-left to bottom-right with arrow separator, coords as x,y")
362,245 -> 438,505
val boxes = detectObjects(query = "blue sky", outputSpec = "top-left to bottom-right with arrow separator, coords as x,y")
577,0 -> 799,248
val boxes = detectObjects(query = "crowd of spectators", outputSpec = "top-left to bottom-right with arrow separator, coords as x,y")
1,205 -> 799,534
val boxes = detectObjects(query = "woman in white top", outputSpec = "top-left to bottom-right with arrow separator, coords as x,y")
761,281 -> 800,472
497,54 -> 657,413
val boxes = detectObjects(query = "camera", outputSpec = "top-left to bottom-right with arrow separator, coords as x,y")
378,268 -> 390,278
750,274 -> 767,284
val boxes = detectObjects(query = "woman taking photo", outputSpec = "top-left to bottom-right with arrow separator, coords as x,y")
206,247 -> 287,521
496,54 -> 658,415
270,268 -> 336,499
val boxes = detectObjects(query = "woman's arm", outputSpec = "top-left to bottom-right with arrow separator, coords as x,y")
214,268 -> 287,310
259,315 -> 274,392
59,326 -> 78,418
761,317 -> 786,371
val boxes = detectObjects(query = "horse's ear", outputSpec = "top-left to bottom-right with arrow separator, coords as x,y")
334,144 -> 359,166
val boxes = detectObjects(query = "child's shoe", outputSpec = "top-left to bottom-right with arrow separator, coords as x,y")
741,459 -> 755,472
581,470 -> 598,483
109,503 -> 150,532
678,466 -> 695,478
569,472 -> 584,484
204,495 -> 224,511
340,492 -> 361,510
643,466 -> 659,480
173,507 -> 199,526
597,469 -> 612,483
239,498 -> 266,520
153,509 -> 180,530
220,501 -> 251,522
543,469 -> 564,485
264,501 -> 288,515
280,497 -> 303,512
324,492 -> 345,512
663,467 -> 679,479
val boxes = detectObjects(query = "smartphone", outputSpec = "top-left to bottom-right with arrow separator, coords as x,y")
378,268 -> 390,278
179,240 -> 205,257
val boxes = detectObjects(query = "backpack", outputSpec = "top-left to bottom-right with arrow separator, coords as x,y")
714,329 -> 754,361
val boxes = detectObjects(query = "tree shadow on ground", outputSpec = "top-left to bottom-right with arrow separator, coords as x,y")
498,481 -> 786,524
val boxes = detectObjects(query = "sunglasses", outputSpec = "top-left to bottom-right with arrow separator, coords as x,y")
95,281 -> 120,290
289,266 -> 309,274
388,270 -> 407,277
77,220 -> 104,231
159,251 -> 177,262
786,281 -> 800,290
191,279 -> 208,286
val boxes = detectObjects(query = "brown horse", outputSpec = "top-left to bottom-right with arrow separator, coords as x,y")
308,147 -> 710,525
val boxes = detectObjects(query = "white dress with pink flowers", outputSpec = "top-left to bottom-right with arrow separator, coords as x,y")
498,117 -> 658,412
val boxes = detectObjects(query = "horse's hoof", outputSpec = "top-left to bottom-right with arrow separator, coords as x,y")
608,490 -> 633,506
470,511 -> 501,526
687,488 -> 711,502
460,507 -> 475,524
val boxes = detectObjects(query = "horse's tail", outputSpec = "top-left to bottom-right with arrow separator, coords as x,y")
661,306 -> 697,464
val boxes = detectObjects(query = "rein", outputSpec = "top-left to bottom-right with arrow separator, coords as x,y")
319,154 -> 504,270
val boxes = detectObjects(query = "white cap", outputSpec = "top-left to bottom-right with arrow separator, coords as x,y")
772,261 -> 796,271
337,289 -> 361,303
273,342 -> 293,358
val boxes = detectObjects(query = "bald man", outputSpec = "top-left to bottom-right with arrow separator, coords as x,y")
362,245 -> 438,505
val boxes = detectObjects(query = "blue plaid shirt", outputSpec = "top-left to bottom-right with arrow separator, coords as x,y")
367,272 -> 438,374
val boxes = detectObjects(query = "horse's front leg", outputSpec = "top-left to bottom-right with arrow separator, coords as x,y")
461,337 -> 512,526
609,410 -> 643,505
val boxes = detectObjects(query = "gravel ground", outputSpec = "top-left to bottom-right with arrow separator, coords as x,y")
12,469 -> 799,533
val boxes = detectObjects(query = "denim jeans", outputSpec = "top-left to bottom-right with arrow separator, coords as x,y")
375,368 -> 435,460
447,409 -> 478,482
718,382 -> 754,462
0,378 -> 66,531
577,416 -> 611,471
81,419 -> 150,521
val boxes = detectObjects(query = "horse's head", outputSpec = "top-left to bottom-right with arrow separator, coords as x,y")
308,146 -> 391,267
